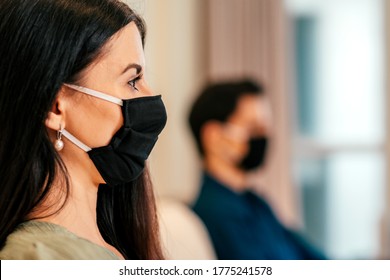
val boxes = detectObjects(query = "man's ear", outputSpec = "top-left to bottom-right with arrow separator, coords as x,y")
45,86 -> 67,131
201,120 -> 223,151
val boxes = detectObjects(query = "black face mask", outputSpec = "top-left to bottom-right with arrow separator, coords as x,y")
239,137 -> 268,171
62,84 -> 167,186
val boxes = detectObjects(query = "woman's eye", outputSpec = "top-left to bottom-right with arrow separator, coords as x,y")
128,76 -> 141,91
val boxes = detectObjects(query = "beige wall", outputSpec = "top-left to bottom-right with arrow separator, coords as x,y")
138,0 -> 208,204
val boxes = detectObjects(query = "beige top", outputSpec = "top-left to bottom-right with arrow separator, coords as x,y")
0,221 -> 120,260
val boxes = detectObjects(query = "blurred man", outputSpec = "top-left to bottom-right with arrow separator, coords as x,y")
188,79 -> 325,259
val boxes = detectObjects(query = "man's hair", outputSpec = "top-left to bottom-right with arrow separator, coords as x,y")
188,79 -> 264,156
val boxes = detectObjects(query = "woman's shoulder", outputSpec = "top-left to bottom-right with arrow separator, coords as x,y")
0,221 -> 119,260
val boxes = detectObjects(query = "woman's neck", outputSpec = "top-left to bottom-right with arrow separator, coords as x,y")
29,154 -> 124,259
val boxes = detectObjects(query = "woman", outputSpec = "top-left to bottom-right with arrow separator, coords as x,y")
0,0 -> 166,259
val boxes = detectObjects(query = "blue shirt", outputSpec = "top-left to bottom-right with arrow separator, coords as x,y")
192,172 -> 326,260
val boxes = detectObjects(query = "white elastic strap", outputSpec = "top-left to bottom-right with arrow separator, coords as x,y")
62,129 -> 92,152
64,84 -> 123,106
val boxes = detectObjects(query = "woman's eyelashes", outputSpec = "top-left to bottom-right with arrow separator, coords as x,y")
128,75 -> 142,91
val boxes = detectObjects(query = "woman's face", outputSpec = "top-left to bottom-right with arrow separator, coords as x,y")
58,22 -> 153,185
64,22 -> 152,149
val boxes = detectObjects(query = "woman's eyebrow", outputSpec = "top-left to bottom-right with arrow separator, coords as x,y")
121,63 -> 142,75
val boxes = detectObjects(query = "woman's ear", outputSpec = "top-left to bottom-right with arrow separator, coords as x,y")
45,86 -> 67,131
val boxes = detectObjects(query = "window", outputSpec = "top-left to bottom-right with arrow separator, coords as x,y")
287,0 -> 386,259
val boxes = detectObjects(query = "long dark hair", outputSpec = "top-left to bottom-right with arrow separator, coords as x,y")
0,0 -> 163,259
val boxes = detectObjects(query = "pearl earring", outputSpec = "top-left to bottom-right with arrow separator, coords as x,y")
54,125 -> 64,151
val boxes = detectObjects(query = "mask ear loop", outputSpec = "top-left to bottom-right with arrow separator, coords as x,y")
63,84 -> 123,106
54,125 -> 64,151
61,129 -> 92,152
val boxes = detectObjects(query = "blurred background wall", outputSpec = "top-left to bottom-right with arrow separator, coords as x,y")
141,0 -> 207,205
126,0 -> 389,260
